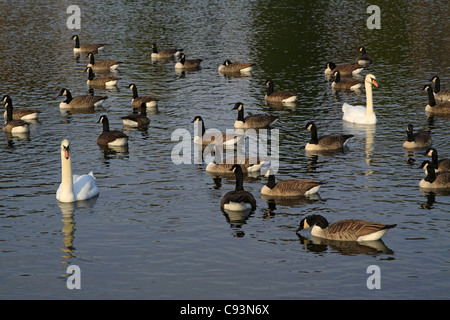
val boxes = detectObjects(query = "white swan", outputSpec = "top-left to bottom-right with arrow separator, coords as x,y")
342,73 -> 378,125
56,139 -> 99,203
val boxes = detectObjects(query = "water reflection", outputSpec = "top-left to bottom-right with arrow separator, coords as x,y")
342,122 -> 376,174
296,233 -> 394,256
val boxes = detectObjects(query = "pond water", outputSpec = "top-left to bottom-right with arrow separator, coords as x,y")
0,1 -> 449,300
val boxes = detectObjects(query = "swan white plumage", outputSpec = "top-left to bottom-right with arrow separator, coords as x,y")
56,139 -> 99,203
342,73 -> 378,125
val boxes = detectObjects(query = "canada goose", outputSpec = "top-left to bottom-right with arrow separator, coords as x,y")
342,73 -> 378,124
151,43 -> 183,59
2,95 -> 40,121
355,46 -> 373,66
423,85 -> 450,114
264,80 -> 298,104
296,214 -> 397,242
261,170 -> 321,197
419,161 -> 450,190
206,156 -> 267,174
85,67 -> 118,88
218,59 -> 255,74
56,139 -> 99,203
86,53 -> 121,72
121,103 -> 150,128
430,76 -> 450,102
2,101 -> 30,133
220,164 -> 256,212
331,71 -> 363,91
72,35 -> 105,54
305,121 -> 354,151
402,124 -> 432,149
58,88 -> 107,110
174,54 -> 202,70
232,102 -> 278,129
325,61 -> 363,76
192,116 -> 242,146
425,147 -> 450,173
128,83 -> 158,109
97,115 -> 128,147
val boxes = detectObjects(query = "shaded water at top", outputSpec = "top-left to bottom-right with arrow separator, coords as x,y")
0,1 -> 449,299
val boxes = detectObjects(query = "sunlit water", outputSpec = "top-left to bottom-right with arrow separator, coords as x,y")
0,1 -> 449,299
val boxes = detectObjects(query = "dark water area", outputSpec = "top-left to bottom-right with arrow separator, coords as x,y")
0,1 -> 449,300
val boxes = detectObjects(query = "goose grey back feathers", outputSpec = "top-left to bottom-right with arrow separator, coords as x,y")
419,161 -> 450,190
218,60 -> 255,73
175,54 -> 202,70
305,121 -> 353,152
2,95 -> 40,121
426,147 -> 450,173
85,67 -> 118,87
220,164 -> 256,212
128,83 -> 158,109
58,88 -> 107,109
296,214 -> 397,242
264,79 -> 298,103
232,102 -> 278,129
72,35 -> 106,53
261,171 -> 321,197
3,101 -> 30,133
97,115 -> 128,147
430,76 -> 450,102
86,53 -> 121,72
331,71 -> 363,91
402,124 -> 432,149
423,85 -> 450,114
121,103 -> 150,128
325,61 -> 363,76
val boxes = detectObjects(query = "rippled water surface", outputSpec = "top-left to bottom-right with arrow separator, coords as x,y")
0,1 -> 449,299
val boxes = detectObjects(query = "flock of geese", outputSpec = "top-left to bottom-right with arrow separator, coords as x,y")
3,36 -> 450,242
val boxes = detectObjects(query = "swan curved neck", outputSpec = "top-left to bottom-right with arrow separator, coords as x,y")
60,149 -> 74,199
365,79 -> 374,116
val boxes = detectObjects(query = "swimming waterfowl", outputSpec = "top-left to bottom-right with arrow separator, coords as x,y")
220,164 -> 256,212
58,88 -> 107,110
218,59 -> 255,74
97,115 -> 129,147
121,103 -> 150,128
423,85 -> 450,114
305,121 -> 354,151
2,101 -> 30,133
425,147 -> 450,173
355,46 -> 373,66
151,43 -> 183,59
419,160 -> 450,190
72,35 -> 105,54
402,124 -> 432,149
2,95 -> 40,121
232,102 -> 278,129
296,214 -> 397,242
206,156 -> 267,174
174,54 -> 202,70
342,73 -> 378,124
430,76 -> 450,102
261,170 -> 321,197
128,83 -> 158,109
331,71 -> 363,91
192,116 -> 242,146
325,61 -> 363,76
85,67 -> 118,87
56,139 -> 99,203
86,53 -> 121,72
264,79 -> 298,104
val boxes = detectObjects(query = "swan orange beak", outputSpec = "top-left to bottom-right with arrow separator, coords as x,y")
372,79 -> 379,87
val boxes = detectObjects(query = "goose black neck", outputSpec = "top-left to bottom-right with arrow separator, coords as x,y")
236,107 -> 245,122
431,151 -> 439,167
5,103 -> 13,122
309,124 -> 319,144
334,72 -> 341,83
180,56 -> 186,64
152,44 -> 158,53
131,86 -> 139,99
200,121 -> 205,137
65,90 -> 73,103
406,129 -> 415,142
102,117 -> 110,132
424,166 -> 436,183
234,167 -> 245,191
140,105 -> 147,116
88,54 -> 95,64
87,69 -> 95,80
266,175 -> 277,189
74,37 -> 80,48
426,87 -> 436,107
266,81 -> 274,96
433,78 -> 441,93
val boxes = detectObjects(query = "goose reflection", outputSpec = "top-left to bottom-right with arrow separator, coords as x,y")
221,207 -> 253,238
296,233 -> 394,256
98,144 -> 129,158
261,192 -> 321,207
